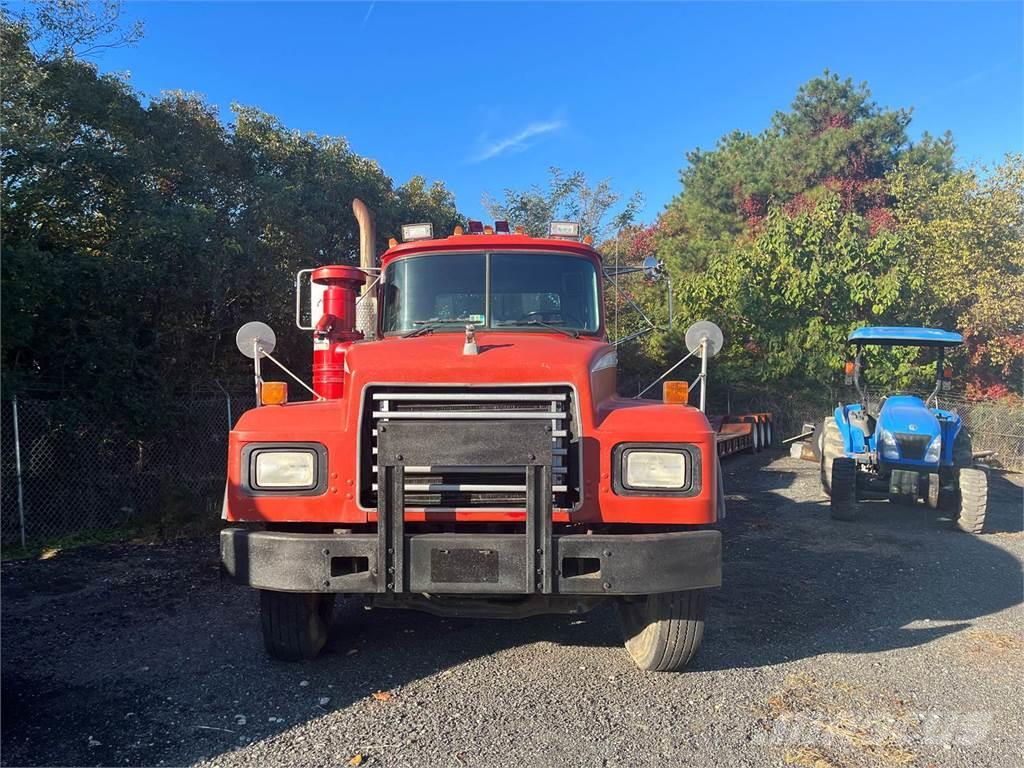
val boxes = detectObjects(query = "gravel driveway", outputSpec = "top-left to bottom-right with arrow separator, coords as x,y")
3,451 -> 1022,768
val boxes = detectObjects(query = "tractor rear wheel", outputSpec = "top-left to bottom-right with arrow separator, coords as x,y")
820,417 -> 845,497
617,590 -> 707,672
829,457 -> 859,521
260,590 -> 335,661
956,467 -> 988,534
953,430 -> 974,468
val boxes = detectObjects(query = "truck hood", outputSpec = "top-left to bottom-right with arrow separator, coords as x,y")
877,395 -> 940,438
345,332 -> 612,386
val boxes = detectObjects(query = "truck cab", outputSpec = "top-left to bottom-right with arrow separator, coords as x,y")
221,214 -> 722,672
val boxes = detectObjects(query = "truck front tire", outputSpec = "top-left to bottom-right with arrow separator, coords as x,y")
260,590 -> 335,661
617,590 -> 707,672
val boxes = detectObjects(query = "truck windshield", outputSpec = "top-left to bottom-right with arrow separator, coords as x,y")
380,252 -> 601,335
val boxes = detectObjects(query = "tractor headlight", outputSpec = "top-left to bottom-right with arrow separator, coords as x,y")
879,429 -> 899,460
924,435 -> 942,463
242,443 -> 326,494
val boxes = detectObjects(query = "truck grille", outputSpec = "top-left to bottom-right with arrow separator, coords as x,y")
360,386 -> 579,510
895,433 -> 931,460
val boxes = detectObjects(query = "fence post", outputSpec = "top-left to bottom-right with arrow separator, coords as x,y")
12,396 -> 26,548
215,380 -> 233,431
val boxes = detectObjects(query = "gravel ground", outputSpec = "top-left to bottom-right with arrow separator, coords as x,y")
2,451 -> 1022,768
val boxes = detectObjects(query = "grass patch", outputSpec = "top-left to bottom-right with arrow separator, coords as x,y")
960,629 -> 1023,660
761,673 -> 918,767
1,516 -> 222,563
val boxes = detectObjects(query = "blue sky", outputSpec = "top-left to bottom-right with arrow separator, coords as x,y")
97,1 -> 1023,223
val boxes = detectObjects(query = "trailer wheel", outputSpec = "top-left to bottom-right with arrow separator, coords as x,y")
617,590 -> 706,672
819,417 -> 845,497
260,590 -> 335,661
748,421 -> 761,454
956,467 -> 988,534
829,457 -> 858,521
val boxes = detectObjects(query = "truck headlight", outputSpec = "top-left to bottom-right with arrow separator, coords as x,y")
626,451 -> 687,488
242,443 -> 326,494
924,435 -> 941,463
612,444 -> 699,496
879,429 -> 899,460
255,451 -> 315,488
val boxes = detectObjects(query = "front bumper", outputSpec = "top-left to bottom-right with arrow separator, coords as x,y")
221,527 -> 721,596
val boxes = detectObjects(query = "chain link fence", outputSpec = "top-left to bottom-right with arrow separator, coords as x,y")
1,394 -> 254,550
2,387 -> 1020,551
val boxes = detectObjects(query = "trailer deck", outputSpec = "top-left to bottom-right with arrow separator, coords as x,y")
710,413 -> 774,458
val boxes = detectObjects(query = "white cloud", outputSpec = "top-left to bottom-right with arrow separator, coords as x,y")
471,118 -> 566,163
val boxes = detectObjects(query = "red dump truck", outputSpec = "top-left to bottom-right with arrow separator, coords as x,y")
221,203 -> 740,671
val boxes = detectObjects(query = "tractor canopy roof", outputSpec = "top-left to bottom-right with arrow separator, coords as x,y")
848,326 -> 963,347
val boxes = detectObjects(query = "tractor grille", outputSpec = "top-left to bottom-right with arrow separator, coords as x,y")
360,385 -> 579,510
894,433 -> 931,461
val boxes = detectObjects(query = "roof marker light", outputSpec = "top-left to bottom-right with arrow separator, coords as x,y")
549,221 -> 581,239
388,237 -> 398,248
484,225 -> 494,235
401,223 -> 433,241
453,225 -> 464,236
514,225 -> 526,235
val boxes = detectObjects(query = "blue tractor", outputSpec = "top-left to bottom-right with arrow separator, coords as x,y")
819,327 -> 988,533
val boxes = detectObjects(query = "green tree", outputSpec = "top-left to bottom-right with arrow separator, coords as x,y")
646,71 -> 1014,398
483,167 -> 642,239
1,10 -> 463,430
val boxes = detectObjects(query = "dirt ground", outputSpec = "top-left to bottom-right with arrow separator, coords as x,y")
2,451 -> 1022,768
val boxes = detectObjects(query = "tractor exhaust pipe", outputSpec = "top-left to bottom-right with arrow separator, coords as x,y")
352,198 -> 377,339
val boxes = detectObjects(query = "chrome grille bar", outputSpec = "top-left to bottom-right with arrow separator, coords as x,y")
363,386 -> 577,509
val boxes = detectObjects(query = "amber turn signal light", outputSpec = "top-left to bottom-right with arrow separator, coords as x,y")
260,381 -> 288,405
663,380 -> 689,404
844,360 -> 855,375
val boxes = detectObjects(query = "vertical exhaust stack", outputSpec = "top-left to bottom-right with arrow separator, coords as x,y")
352,198 -> 377,340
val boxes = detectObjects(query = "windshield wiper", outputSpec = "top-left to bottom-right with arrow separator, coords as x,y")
402,318 -> 476,338
495,319 -> 580,338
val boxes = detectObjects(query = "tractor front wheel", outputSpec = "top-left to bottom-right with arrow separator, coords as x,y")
617,590 -> 707,672
260,590 -> 335,661
956,467 -> 988,534
829,457 -> 859,521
